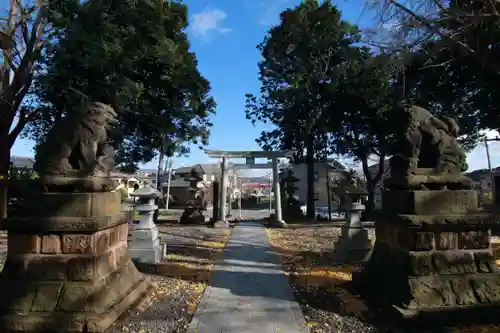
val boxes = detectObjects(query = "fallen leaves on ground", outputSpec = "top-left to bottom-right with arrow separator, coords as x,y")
267,224 -> 500,333
201,240 -> 227,249
110,226 -> 232,333
266,225 -> 375,333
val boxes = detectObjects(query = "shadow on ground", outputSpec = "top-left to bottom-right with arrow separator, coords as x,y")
129,221 -> 500,333
267,224 -> 500,333
134,225 -> 231,284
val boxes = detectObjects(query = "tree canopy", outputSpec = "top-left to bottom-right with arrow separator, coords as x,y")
26,0 -> 215,171
245,0 -> 404,215
325,49 -> 399,213
370,0 -> 500,134
245,0 -> 360,217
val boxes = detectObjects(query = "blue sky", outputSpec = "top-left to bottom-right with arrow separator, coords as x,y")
10,0 -> 500,172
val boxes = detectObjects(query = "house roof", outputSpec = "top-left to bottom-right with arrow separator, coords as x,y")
240,177 -> 269,183
174,163 -> 221,176
11,156 -> 35,169
168,179 -> 191,187
367,158 -> 392,182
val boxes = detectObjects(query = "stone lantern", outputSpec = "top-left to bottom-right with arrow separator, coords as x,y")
179,168 -> 205,224
128,184 -> 167,264
333,172 -> 371,263
282,169 -> 302,219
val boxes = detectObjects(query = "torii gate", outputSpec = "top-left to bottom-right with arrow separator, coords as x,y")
205,149 -> 295,227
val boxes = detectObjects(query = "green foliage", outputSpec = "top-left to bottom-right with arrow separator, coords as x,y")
245,0 -> 359,217
400,40 -> 484,148
374,0 -> 495,138
26,0 -> 215,169
326,50 -> 398,160
245,0 -> 359,153
7,167 -> 38,216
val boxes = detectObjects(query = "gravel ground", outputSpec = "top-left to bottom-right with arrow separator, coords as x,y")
0,225 -> 231,333
267,223 -> 378,333
109,225 -> 232,333
1,222 -> 500,333
267,223 -> 500,333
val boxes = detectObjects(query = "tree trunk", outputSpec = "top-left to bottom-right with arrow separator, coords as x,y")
365,180 -> 376,218
153,137 -> 166,222
0,123 -> 10,219
360,154 -> 386,220
306,134 -> 315,219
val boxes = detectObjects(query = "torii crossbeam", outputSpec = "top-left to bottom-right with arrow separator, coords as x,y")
205,149 -> 295,227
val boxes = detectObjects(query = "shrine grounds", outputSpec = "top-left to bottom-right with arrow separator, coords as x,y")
2,217 -> 500,333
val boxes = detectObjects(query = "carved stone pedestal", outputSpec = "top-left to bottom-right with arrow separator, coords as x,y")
353,187 -> 500,324
0,192 -> 151,332
128,226 -> 166,264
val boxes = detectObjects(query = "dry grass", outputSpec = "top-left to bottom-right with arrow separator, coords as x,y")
267,223 -> 500,333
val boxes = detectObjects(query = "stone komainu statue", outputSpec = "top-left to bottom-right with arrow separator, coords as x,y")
33,102 -> 117,191
389,105 -> 468,178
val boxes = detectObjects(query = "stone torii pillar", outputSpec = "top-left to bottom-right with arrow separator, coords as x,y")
271,157 -> 286,227
205,149 -> 295,228
215,156 -> 230,228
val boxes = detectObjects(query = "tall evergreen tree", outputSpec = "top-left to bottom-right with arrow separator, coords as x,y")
27,0 -> 215,170
245,0 -> 359,218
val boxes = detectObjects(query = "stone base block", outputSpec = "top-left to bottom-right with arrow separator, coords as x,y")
267,220 -> 287,228
333,227 -> 372,263
384,169 -> 473,190
38,175 -> 116,193
0,262 -> 150,332
30,191 -> 121,218
214,220 -> 231,228
0,192 -> 151,332
353,211 -> 500,325
129,242 -> 167,264
382,189 -> 478,215
353,239 -> 500,325
0,239 -> 151,332
129,246 -> 166,264
128,227 -> 166,264
377,215 -> 492,251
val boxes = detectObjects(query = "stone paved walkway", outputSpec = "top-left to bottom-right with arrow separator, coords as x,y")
187,221 -> 310,333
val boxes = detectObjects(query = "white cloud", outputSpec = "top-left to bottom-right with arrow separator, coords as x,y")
190,9 -> 232,41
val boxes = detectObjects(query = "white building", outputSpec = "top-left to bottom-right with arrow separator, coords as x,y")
282,162 -> 344,208
367,159 -> 391,211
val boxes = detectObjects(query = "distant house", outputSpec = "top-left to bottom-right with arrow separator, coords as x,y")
172,164 -> 221,183
10,156 -> 35,170
280,162 -> 344,208
367,158 -> 391,211
165,164 -> 222,208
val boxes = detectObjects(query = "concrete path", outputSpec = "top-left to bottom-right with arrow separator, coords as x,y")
187,221 -> 309,333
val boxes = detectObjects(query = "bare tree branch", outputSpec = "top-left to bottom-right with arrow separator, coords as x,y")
367,0 -> 500,74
